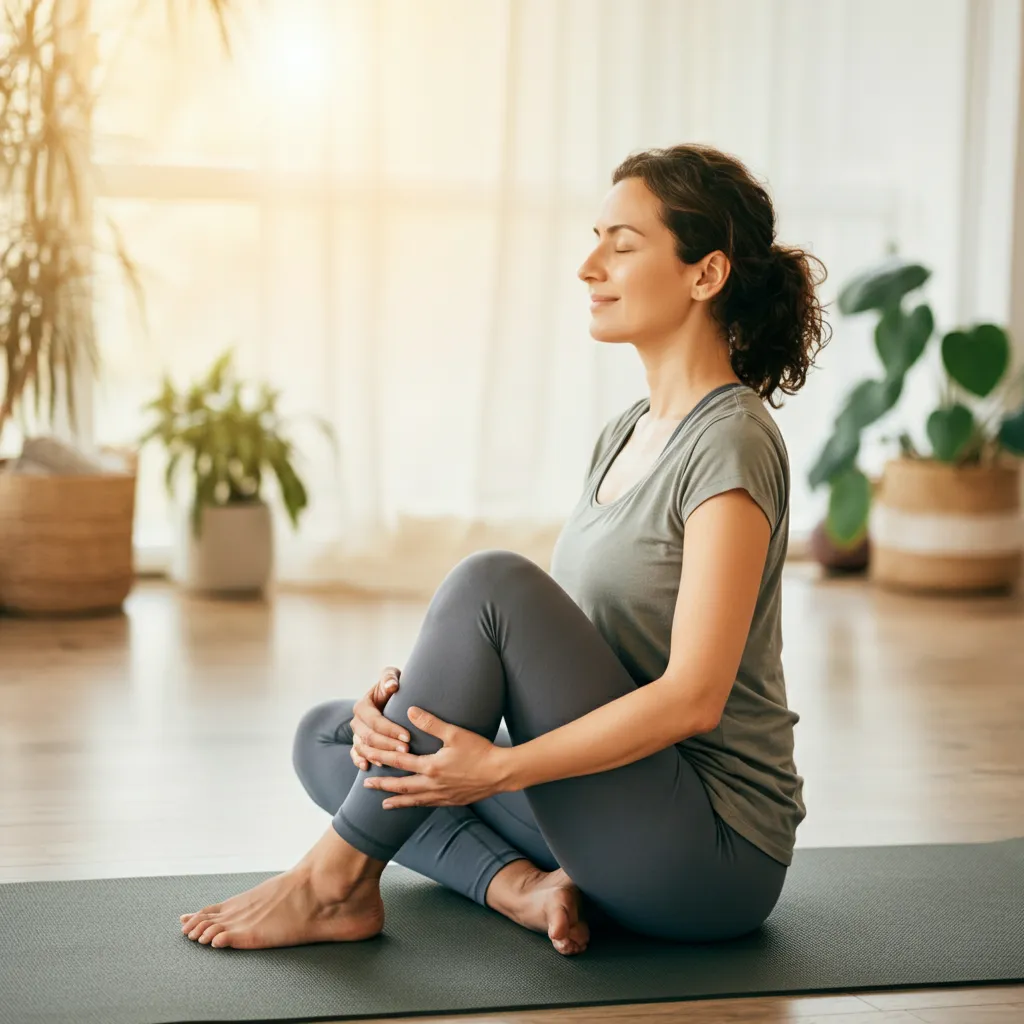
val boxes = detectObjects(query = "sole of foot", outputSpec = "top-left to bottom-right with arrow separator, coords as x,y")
516,867 -> 591,955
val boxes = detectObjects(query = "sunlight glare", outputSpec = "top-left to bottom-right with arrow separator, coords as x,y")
261,13 -> 332,102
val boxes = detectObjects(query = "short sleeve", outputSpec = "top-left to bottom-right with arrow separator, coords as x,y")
678,412 -> 786,531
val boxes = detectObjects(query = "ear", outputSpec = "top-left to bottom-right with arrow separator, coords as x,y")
693,251 -> 730,301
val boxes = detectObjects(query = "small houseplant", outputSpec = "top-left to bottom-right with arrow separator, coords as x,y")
139,350 -> 334,595
808,256 -> 1024,592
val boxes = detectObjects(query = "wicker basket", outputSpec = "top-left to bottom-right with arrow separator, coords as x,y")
0,452 -> 137,616
869,457 -> 1022,593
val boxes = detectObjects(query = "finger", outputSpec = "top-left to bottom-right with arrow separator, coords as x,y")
349,745 -> 370,772
383,795 -> 444,809
362,746 -> 431,773
373,672 -> 402,705
350,729 -> 374,765
363,727 -> 408,753
352,736 -> 383,769
366,705 -> 411,745
406,706 -> 453,743
364,772 -> 432,794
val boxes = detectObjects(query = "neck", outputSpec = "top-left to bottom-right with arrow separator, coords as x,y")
635,314 -> 740,421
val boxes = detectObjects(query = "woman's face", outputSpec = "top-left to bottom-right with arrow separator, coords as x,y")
578,177 -> 717,346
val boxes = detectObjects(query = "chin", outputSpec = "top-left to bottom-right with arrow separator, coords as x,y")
588,325 -> 633,344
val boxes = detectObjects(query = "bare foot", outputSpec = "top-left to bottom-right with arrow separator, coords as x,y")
178,827 -> 386,950
494,864 -> 590,955
178,869 -> 384,949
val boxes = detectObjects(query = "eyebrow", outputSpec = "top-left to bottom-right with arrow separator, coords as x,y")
593,223 -> 646,238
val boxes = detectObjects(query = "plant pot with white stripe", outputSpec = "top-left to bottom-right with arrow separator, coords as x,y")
869,457 -> 1022,593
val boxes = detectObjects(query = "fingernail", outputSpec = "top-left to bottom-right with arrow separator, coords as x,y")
399,733 -> 409,742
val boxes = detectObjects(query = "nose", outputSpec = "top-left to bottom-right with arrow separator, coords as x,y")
578,248 -> 605,283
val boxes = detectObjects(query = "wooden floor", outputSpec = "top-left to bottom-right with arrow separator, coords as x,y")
2,564 -> 1023,1023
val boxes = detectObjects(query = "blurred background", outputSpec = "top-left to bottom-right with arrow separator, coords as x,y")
3,6 -> 1024,1019
6,0 -> 1023,596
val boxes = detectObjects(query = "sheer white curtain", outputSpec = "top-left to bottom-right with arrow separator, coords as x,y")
85,0 -> 1022,595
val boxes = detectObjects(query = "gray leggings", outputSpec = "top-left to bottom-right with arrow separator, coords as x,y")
291,549 -> 787,942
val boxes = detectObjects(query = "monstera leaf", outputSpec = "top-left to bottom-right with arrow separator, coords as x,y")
875,303 -> 934,378
941,324 -> 1010,398
808,422 -> 860,489
837,258 -> 931,315
835,377 -> 904,433
825,467 -> 872,546
926,404 -> 975,462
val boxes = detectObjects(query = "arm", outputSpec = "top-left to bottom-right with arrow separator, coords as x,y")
500,486 -> 771,792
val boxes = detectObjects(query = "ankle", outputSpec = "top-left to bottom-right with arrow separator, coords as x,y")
298,826 -> 386,903
485,858 -> 545,914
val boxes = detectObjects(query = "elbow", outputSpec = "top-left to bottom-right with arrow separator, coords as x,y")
681,699 -> 721,738
655,674 -> 724,739
691,712 -> 721,736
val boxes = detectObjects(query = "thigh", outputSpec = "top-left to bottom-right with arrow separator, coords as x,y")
529,745 -> 788,942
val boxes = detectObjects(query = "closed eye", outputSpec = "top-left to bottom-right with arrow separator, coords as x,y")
615,249 -> 634,254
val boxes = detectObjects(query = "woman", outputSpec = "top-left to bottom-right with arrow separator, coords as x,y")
178,143 -> 829,955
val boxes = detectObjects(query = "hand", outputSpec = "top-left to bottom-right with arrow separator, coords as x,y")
361,707 -> 513,809
351,666 -> 410,772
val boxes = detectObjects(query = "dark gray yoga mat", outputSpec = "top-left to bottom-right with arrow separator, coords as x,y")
2,835 -> 1023,1024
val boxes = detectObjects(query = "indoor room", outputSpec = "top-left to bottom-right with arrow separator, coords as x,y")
1,1 -> 1022,1022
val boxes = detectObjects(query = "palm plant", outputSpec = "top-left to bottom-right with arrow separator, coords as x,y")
0,0 -> 233,447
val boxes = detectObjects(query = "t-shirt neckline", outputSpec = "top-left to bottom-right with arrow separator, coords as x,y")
590,382 -> 746,510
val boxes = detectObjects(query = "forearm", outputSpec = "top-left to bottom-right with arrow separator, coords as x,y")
498,676 -> 714,792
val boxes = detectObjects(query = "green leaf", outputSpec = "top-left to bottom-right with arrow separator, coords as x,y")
998,402 -> 1024,455
836,377 -> 903,434
837,257 -> 931,315
874,303 -> 933,377
164,449 -> 183,497
825,467 -> 872,546
941,323 -> 1010,397
927,403 -> 975,461
808,423 -> 860,489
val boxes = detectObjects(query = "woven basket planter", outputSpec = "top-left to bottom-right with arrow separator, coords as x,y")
0,456 -> 137,616
869,457 -> 1022,594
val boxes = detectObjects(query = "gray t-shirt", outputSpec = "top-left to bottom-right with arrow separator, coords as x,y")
549,383 -> 806,866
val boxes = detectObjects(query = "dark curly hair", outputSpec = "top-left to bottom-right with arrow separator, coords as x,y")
612,143 -> 831,408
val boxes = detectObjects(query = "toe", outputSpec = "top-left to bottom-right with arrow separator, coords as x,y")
210,930 -> 231,948
198,923 -> 224,945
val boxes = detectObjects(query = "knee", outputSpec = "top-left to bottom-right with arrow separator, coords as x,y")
444,548 -> 541,594
291,699 -> 354,781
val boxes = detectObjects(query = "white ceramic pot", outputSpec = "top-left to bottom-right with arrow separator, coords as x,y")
172,501 -> 273,595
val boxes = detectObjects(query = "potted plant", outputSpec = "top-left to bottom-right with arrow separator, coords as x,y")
139,350 -> 334,595
808,256 -> 1024,593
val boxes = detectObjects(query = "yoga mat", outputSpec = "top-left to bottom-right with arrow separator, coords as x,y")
2,835 -> 1023,1024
